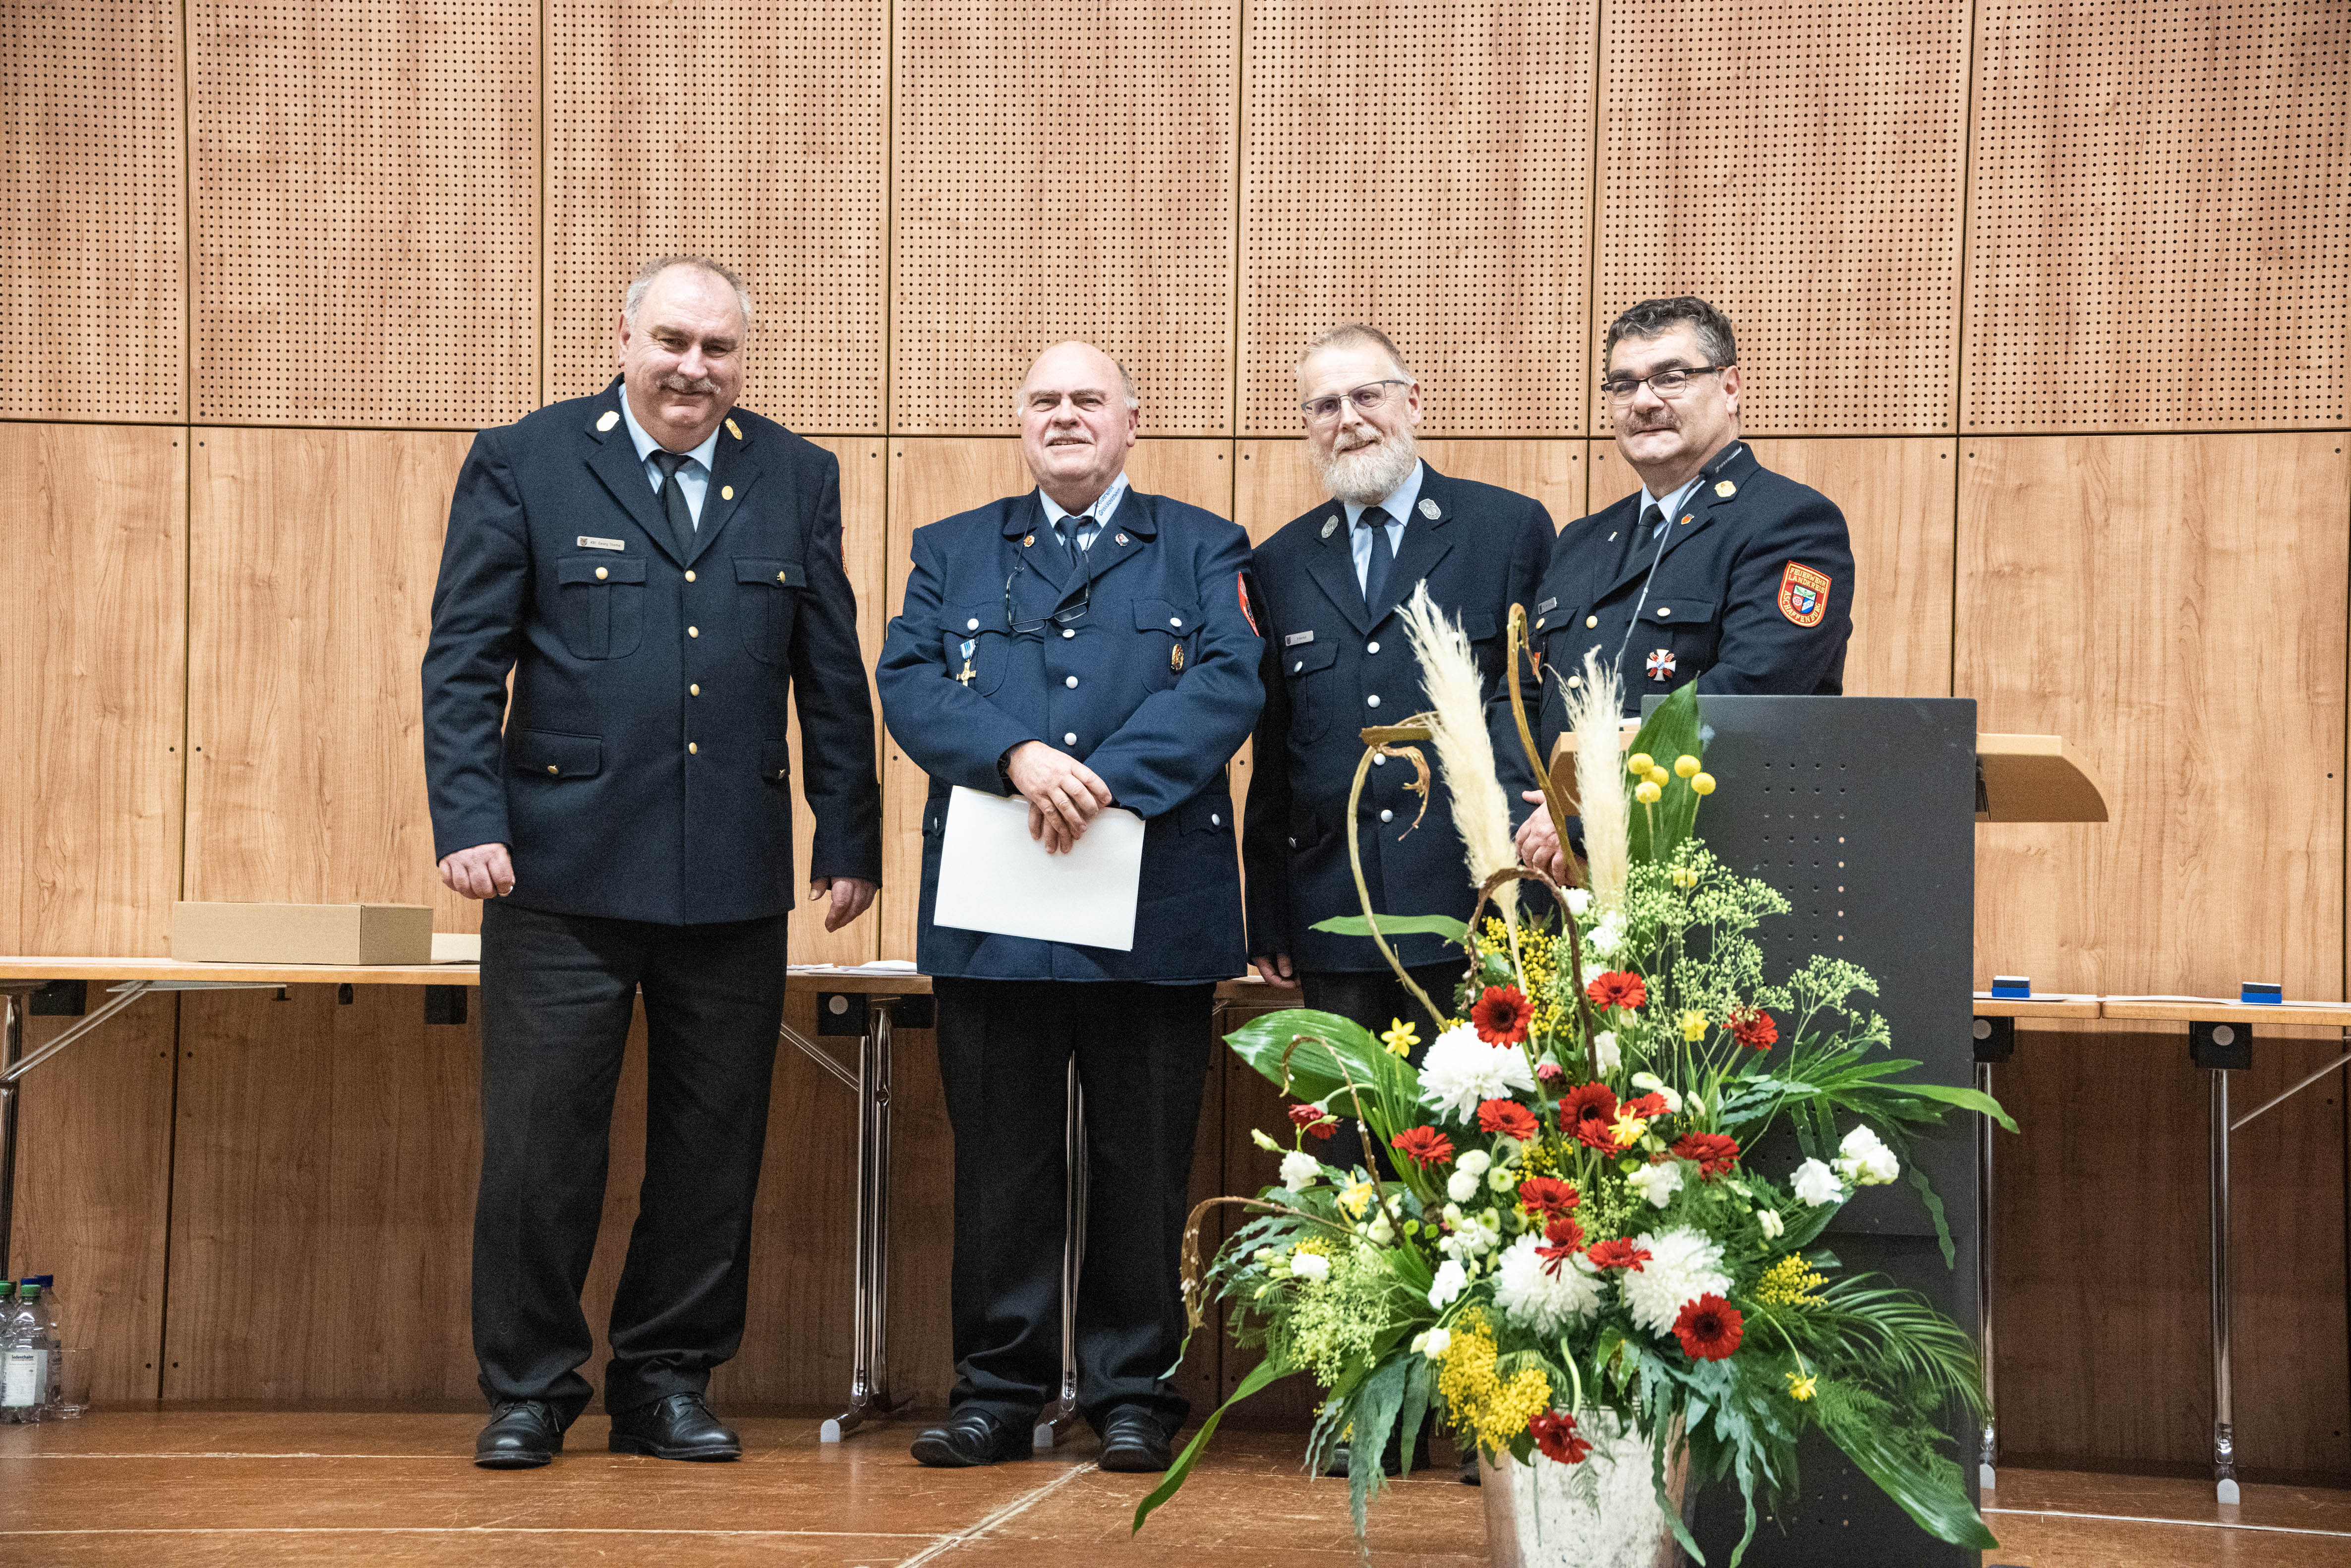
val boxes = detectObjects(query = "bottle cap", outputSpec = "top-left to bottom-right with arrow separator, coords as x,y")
18,1284 -> 38,1301
0,1283 -> 12,1300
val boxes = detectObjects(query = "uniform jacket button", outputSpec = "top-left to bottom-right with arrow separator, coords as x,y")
684,570 -> 696,582
1380,809 -> 1394,823
1210,812 -> 1221,826
688,626 -> 700,638
688,743 -> 699,755
1063,731 -> 1077,745
546,764 -> 558,774
1366,694 -> 1380,708
1373,754 -> 1386,766
1065,675 -> 1078,688
1586,615 -> 1599,628
967,618 -> 980,631
1170,616 -> 1182,628
594,566 -> 608,581
1062,628 -> 1075,638
1366,640 -> 1380,654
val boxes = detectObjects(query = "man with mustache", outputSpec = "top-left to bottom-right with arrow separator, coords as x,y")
423,256 -> 882,1468
876,341 -> 1263,1472
1517,297 -> 1853,879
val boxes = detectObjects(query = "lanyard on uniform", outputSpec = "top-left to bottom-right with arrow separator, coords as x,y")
1611,448 -> 1740,687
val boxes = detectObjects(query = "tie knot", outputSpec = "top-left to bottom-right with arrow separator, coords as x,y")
1358,505 -> 1393,531
651,449 -> 690,479
1641,503 -> 1664,528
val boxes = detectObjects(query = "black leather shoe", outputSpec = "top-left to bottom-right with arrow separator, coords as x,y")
475,1400 -> 564,1468
911,1408 -> 1027,1468
1098,1407 -> 1174,1473
607,1393 -> 741,1461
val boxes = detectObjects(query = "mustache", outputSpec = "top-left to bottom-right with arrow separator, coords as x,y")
658,373 -> 718,394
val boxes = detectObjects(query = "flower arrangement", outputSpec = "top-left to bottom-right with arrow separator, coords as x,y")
1135,590 -> 2011,1563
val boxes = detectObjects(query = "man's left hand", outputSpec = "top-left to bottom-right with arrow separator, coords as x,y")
809,876 -> 880,932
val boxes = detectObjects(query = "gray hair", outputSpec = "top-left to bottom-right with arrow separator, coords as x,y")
1604,296 -> 1737,371
1296,323 -> 1414,382
623,256 -> 755,334
1012,344 -> 1140,414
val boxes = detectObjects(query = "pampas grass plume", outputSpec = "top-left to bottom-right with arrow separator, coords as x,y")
1562,648 -> 1630,915
1399,582 -> 1519,923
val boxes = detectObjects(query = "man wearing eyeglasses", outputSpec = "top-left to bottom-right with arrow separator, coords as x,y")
1517,297 -> 1853,880
1240,324 -> 1552,1157
875,340 -> 1263,1474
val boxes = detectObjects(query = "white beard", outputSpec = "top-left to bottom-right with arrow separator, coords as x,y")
1314,429 -> 1420,507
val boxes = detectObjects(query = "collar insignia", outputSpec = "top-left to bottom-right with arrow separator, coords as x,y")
595,410 -> 619,432
1417,498 -> 1441,519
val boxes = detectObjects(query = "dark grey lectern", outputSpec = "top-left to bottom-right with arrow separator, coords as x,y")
1671,697 -> 1982,1568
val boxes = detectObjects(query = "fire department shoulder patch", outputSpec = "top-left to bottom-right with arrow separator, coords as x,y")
1778,562 -> 1831,628
1237,572 -> 1259,637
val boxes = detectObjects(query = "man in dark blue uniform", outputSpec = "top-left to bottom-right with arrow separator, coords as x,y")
1242,323 -> 1551,1098
876,341 -> 1262,1474
422,256 -> 882,1468
1519,297 -> 1853,878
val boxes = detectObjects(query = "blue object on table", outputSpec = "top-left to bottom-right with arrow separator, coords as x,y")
1990,975 -> 2030,999
2240,982 -> 2282,1005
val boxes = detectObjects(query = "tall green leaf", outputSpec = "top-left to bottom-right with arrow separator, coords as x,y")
1223,1008 -> 1425,1142
1132,1354 -> 1292,1534
1812,1395 -> 1999,1550
1627,681 -> 1704,866
1309,913 -> 1472,943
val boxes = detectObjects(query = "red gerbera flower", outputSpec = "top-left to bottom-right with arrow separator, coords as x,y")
1729,1008 -> 1779,1051
1560,1082 -> 1619,1152
1390,1126 -> 1456,1168
1585,1237 -> 1651,1272
1470,985 -> 1534,1044
1286,1103 -> 1338,1140
1517,1176 -> 1581,1218
1535,1214 -> 1587,1274
1623,1092 -> 1670,1120
1671,1131 -> 1741,1178
1585,971 -> 1648,1011
1673,1294 -> 1745,1361
1477,1098 -> 1540,1141
1528,1409 -> 1592,1465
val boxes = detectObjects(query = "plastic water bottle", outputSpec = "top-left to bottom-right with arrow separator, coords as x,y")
0,1282 -> 43,1423
20,1277 -> 61,1412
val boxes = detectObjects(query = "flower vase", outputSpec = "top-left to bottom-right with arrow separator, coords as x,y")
1479,1414 -> 1689,1568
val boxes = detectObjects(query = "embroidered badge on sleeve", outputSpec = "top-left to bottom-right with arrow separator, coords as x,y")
1778,562 -> 1831,628
1238,572 -> 1260,636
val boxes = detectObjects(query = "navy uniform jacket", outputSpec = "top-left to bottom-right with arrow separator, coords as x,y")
1240,466 -> 1553,972
421,382 -> 883,925
1533,441 -> 1853,751
875,490 -> 1264,983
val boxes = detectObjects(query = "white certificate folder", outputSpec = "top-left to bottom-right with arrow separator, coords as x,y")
933,784 -> 1145,951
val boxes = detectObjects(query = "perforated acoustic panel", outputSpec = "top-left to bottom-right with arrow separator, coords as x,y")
0,3 -> 184,420
1592,0 -> 1970,435
189,1 -> 537,427
1965,1 -> 2351,431
892,1 -> 1238,435
1236,0 -> 1595,437
546,1 -> 887,432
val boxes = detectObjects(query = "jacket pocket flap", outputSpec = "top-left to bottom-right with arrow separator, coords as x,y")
558,555 -> 647,585
1284,639 -> 1339,676
1460,610 -> 1499,640
514,728 -> 601,778
736,556 -> 804,588
758,737 -> 792,783
1177,795 -> 1234,834
940,602 -> 999,638
1645,596 -> 1717,625
1130,597 -> 1202,632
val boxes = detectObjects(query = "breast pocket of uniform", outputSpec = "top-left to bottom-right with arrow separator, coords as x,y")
1283,638 -> 1340,745
554,556 -> 647,659
940,604 -> 1008,696
1131,597 -> 1202,689
734,557 -> 805,665
1636,596 -> 1720,682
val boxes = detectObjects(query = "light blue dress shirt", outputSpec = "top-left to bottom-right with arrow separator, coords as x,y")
618,394 -> 721,527
1342,460 -> 1423,594
1636,473 -> 1705,546
1039,470 -> 1131,551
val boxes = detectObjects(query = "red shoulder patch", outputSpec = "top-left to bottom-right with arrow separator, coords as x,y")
1238,572 -> 1259,636
1778,562 -> 1830,628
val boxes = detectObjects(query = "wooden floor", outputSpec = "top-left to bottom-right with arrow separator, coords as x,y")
2,1411 -> 2348,1565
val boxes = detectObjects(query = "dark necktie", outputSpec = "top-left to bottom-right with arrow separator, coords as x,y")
649,450 -> 698,560
1358,504 -> 1396,610
1622,503 -> 1665,578
1058,514 -> 1097,580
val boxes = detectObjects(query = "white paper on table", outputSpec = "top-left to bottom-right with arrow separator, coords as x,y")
933,784 -> 1145,951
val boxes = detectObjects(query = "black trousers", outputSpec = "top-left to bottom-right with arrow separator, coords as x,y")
1298,961 -> 1464,1174
473,899 -> 787,1425
932,977 -> 1214,1434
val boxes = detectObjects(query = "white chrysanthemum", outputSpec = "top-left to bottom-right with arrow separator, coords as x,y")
1447,1169 -> 1481,1202
1585,919 -> 1624,958
1593,1030 -> 1622,1074
1280,1149 -> 1323,1190
1565,888 -> 1593,916
1494,1234 -> 1605,1335
1418,1022 -> 1537,1120
1835,1124 -> 1900,1187
1620,1227 -> 1732,1337
1428,1259 -> 1469,1308
1289,1250 -> 1331,1282
1791,1158 -> 1844,1207
1457,1149 -> 1493,1178
1627,1161 -> 1682,1208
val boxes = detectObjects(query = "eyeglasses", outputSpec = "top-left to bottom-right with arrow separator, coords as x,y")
1600,365 -> 1732,404
1004,556 -> 1090,635
1300,379 -> 1413,423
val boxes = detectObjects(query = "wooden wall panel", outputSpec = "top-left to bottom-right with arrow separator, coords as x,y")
879,439 -> 1237,961
0,2 -> 184,421
0,424 -> 187,958
1964,1 -> 2351,431
891,2 -> 1239,435
1234,0 -> 1596,437
184,429 -> 481,931
544,0 -> 888,433
1960,434 -> 2350,1476
1592,0 -> 1971,436
6,999 -> 177,1404
188,1 -> 538,427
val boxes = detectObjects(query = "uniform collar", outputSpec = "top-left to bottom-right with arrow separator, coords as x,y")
618,390 -> 723,474
1341,459 -> 1424,530
1038,471 -> 1131,532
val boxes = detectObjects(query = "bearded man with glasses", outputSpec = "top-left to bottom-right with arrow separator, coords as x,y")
1516,296 -> 1854,881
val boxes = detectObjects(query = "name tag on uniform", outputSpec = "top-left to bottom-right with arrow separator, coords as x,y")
1284,630 -> 1316,647
577,536 -> 626,552
1537,597 -> 1558,613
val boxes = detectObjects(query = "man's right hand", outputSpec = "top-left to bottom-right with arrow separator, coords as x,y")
1515,789 -> 1569,882
1252,953 -> 1298,989
439,842 -> 516,900
1006,741 -> 1113,855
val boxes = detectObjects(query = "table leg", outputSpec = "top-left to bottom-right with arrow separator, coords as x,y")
1034,1060 -> 1087,1451
2210,1065 -> 2239,1505
822,996 -> 906,1443
1975,1056 -> 1997,1492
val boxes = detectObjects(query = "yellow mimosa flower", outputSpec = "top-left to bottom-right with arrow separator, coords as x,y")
1381,1018 -> 1420,1057
1674,755 -> 1701,777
